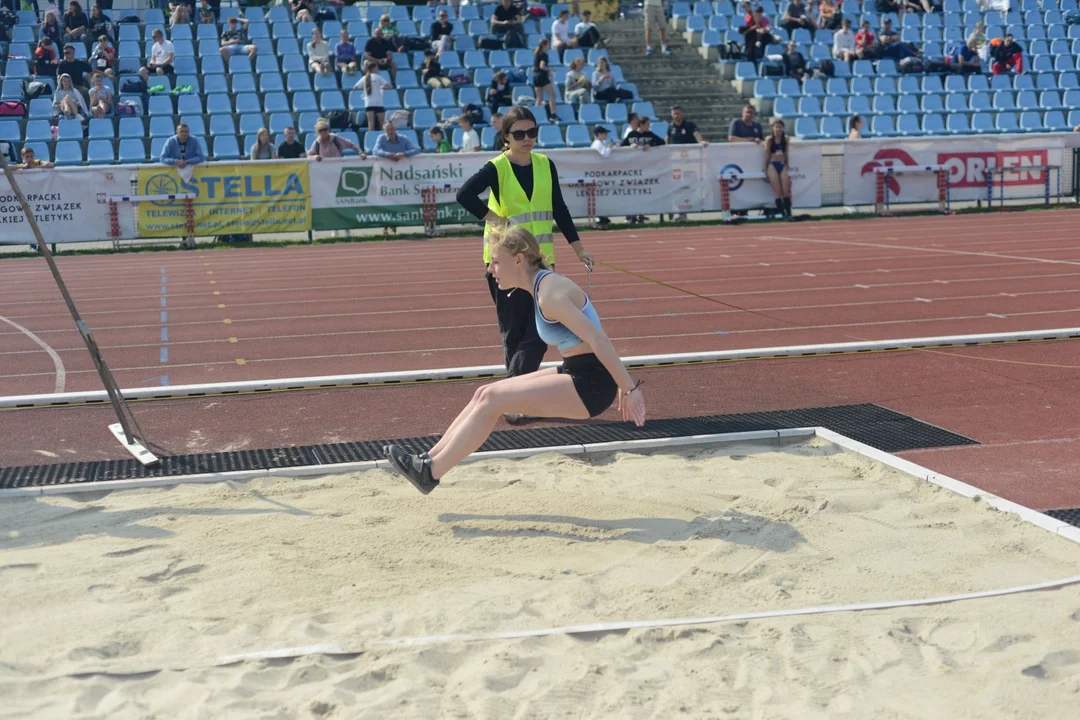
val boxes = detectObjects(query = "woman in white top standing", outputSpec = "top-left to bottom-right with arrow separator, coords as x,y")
308,28 -> 331,76
354,60 -> 392,132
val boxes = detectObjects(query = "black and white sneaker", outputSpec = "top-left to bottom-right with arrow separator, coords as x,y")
386,444 -> 439,495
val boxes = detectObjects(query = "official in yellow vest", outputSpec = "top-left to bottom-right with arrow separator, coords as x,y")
456,105 -> 594,381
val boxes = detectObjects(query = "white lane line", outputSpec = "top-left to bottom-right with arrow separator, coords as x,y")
764,235 -> 1080,267
0,314 -> 66,393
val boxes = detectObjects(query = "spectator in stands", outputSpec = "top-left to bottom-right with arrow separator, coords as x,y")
743,7 -> 773,62
220,17 -> 257,63
40,12 -> 62,47
422,53 -> 451,88
431,8 -> 455,54
668,105 -> 708,146
782,40 -> 807,79
854,20 -> 875,60
140,28 -> 175,84
991,34 -> 1023,76
160,123 -> 206,168
90,35 -> 115,78
875,19 -> 918,61
781,0 -> 813,40
290,0 -> 314,23
15,147 -> 54,170
307,27 -> 331,76
833,18 -> 856,61
876,0 -> 904,12
948,39 -> 981,74
374,121 -> 421,162
590,125 -> 614,227
564,57 -> 592,105
621,115 -> 665,149
904,0 -> 934,14
34,37 -> 59,79
644,0 -> 671,56
592,56 -> 632,102
533,37 -> 557,116
491,0 -> 526,50
488,70 -> 512,115
575,10 -> 604,48
63,2 -> 89,44
429,126 -> 453,153
53,73 -> 87,120
0,140 -> 17,166
308,117 -> 364,159
967,22 -> 989,64
490,111 -> 505,150
58,44 -> 93,88
277,126 -> 305,159
199,0 -> 217,25
848,115 -> 863,139
376,14 -> 401,51
87,5 -> 111,44
551,8 -> 577,54
355,61 -> 391,131
250,128 -> 276,160
170,1 -> 191,27
817,0 -> 840,31
334,29 -> 359,76
764,119 -> 792,221
622,112 -> 639,140
728,104 -> 764,145
458,113 -> 481,152
89,72 -> 111,118
365,27 -> 398,85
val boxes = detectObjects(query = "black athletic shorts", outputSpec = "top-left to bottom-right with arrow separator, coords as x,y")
559,353 -> 618,418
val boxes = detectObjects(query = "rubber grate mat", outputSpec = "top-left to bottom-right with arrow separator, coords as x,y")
1046,508 -> 1080,530
0,403 -> 976,490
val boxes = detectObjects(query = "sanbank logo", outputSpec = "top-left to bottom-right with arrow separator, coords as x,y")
336,167 -> 373,199
860,148 -> 918,196
718,163 -> 745,192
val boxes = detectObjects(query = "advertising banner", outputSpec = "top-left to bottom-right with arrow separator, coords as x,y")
0,167 -> 132,245
842,135 -> 1066,206
703,142 -> 824,210
135,162 -> 311,237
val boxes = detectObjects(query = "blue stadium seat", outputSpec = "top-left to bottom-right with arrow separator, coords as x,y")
269,113 -> 294,134
149,116 -> 175,137
24,121 -> 52,143
264,93 -> 290,113
970,113 -> 997,134
896,115 -> 921,136
869,115 -> 897,137
210,115 -> 237,136
320,92 -> 346,112
431,88 -> 457,109
212,136 -> 241,160
87,119 -> 114,139
565,124 -> 591,147
968,92 -> 992,112
117,139 -> 145,164
772,97 -> 797,118
54,141 -> 83,166
239,114 -> 264,136
260,74 -> 286,93
234,93 -> 261,114
232,74 -> 257,94
993,91 -> 1016,111
27,98 -> 53,119
1016,90 -> 1039,111
314,73 -> 339,92
821,96 -> 845,116
537,125 -> 565,148
118,117 -> 144,139
995,113 -> 1019,133
946,114 -> 971,134
292,92 -> 318,112
798,97 -> 823,117
605,104 -> 628,123
896,94 -> 920,114
819,117 -> 844,139
1018,112 -> 1041,133
182,116 -> 206,136
794,117 -> 819,139
1039,91 -> 1064,111
825,78 -> 849,96
1044,111 -> 1069,132
86,140 -> 115,165
922,114 -> 946,136
944,93 -> 967,113
403,89 -> 429,109
287,72 -> 312,92
848,95 -> 872,116
458,87 -> 483,107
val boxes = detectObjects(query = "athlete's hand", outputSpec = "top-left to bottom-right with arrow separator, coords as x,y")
619,388 -> 646,427
576,248 -> 595,270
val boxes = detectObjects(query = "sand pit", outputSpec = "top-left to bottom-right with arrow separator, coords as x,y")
3,437 -> 1080,718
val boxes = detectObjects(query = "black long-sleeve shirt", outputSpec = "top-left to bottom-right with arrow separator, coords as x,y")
456,158 -> 581,245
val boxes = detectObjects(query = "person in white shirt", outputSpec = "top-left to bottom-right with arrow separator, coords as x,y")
139,28 -> 174,83
458,113 -> 480,152
590,125 -> 614,226
832,17 -> 857,62
354,61 -> 392,133
574,9 -> 604,48
551,9 -> 577,53
644,0 -> 671,56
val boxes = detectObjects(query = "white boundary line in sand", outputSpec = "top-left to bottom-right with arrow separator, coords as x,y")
3,327 -> 1080,409
6,427 -> 1080,670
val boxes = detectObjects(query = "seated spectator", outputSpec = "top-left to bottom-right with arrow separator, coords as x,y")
250,128 -> 276,160
277,126 -> 305,159
170,1 -> 191,27
876,0 -> 904,12
140,28 -> 175,84
354,61 -> 392,132
308,117 -> 364,159
782,40 -> 807,79
575,10 -> 604,48
307,28 -> 331,76
53,73 -> 88,120
817,0 -> 840,31
63,1 -> 89,44
376,14 -> 400,49
564,56 -> 592,104
429,126 -> 452,153
947,38 -> 981,74
431,8 -> 455,54
333,29 -> 359,75
551,8 -> 577,54
291,0 -> 314,23
490,112 -> 505,150
199,0 -> 217,25
991,34 -> 1023,75
488,70 -> 512,115
621,115 -> 665,149
40,11 -> 62,47
848,114 -> 863,139
728,103 -> 764,145
781,0 -> 813,39
591,124 -> 614,157
743,7 -> 773,62
365,27 -> 398,85
592,56 -> 632,103
491,0 -> 526,50
968,21 -> 989,63
34,38 -> 59,79
58,44 -> 93,88
622,112 -> 640,140
16,146 -> 54,170
373,122 -> 421,161
833,18 -> 857,61
90,35 -> 116,78
854,20 -> 875,60
876,19 -> 919,61
422,53 -> 450,88
87,5 -> 112,44
89,72 -> 112,118
457,113 -> 480,152
904,0 -> 934,13
220,17 -> 258,62
159,123 -> 205,168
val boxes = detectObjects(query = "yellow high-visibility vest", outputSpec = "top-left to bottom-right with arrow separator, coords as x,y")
483,152 -> 555,266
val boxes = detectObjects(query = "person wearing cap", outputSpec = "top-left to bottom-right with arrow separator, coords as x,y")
551,8 -> 577,54
574,10 -> 604,48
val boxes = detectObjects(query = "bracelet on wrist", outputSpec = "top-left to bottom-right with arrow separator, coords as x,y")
622,380 -> 644,395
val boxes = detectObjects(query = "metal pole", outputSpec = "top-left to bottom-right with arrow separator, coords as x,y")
0,153 -> 156,463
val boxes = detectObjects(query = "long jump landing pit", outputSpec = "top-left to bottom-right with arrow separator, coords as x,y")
3,433 -> 1080,719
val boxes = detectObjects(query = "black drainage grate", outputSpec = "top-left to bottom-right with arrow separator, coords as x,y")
1046,508 -> 1080,530
0,404 -> 976,491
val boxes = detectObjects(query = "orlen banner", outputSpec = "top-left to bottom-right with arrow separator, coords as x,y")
843,135 -> 1066,206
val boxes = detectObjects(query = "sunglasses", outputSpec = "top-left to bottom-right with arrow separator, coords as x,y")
509,127 -> 539,141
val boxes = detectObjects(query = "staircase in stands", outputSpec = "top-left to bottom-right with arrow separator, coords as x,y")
596,17 -> 745,142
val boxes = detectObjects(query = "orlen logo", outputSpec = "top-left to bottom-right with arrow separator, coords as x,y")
860,148 -> 918,196
938,150 -> 1049,188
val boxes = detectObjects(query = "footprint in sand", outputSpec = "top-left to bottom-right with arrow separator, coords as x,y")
139,559 -> 205,584
103,544 -> 162,558
0,563 -> 40,574
1021,650 -> 1079,680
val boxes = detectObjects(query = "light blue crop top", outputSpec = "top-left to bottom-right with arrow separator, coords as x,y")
533,269 -> 602,351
